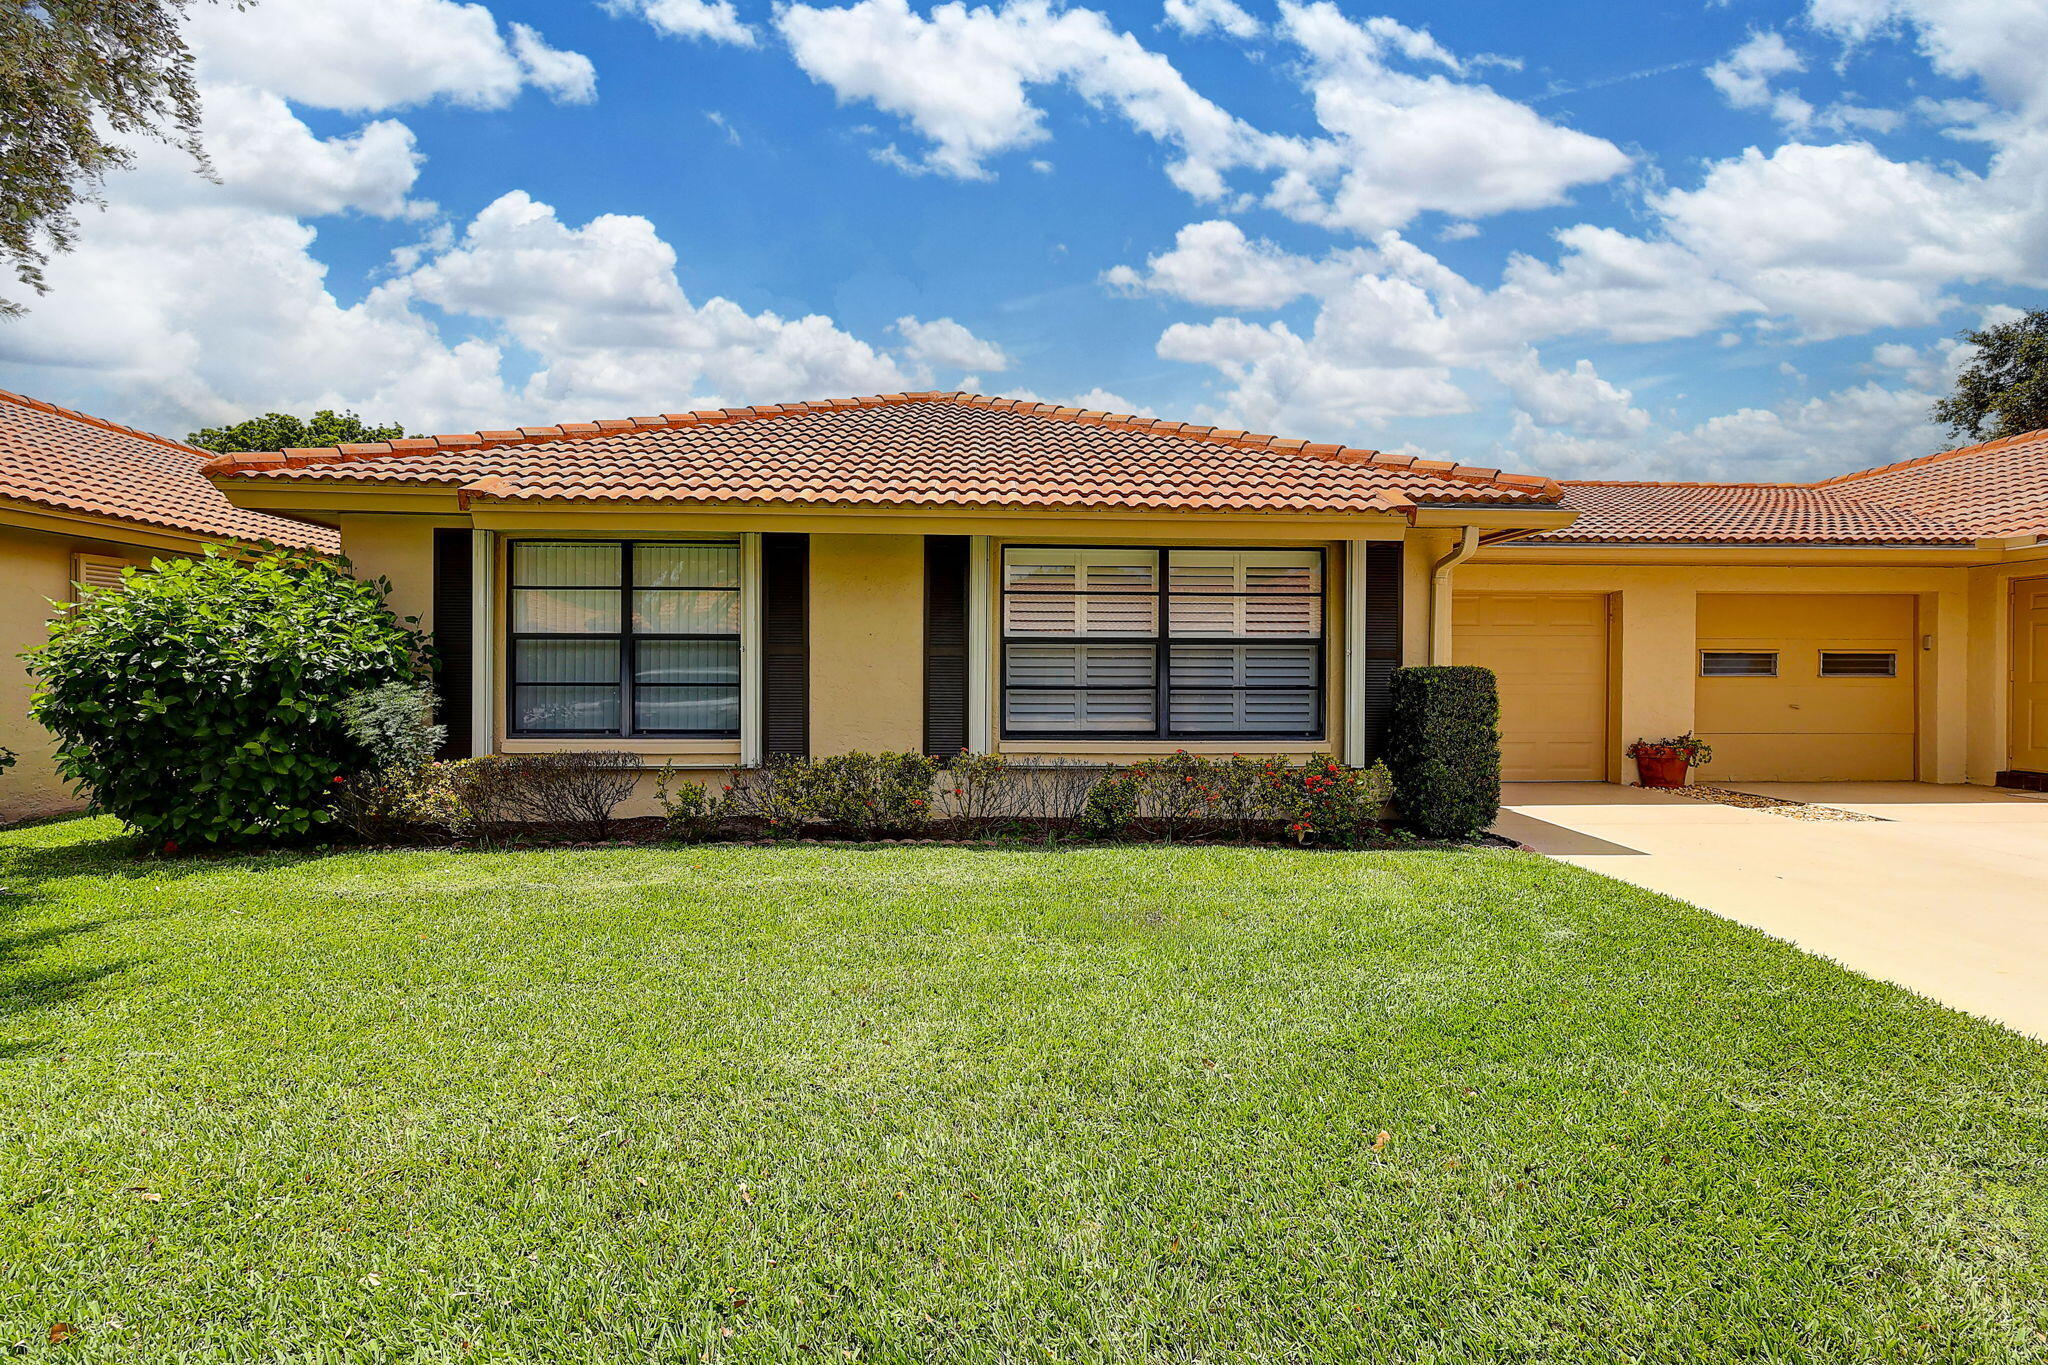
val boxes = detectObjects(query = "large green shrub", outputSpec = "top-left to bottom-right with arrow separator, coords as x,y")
1384,665 -> 1501,840
26,548 -> 425,846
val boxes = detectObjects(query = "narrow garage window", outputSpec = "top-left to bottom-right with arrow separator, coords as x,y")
1819,650 -> 1898,678
1700,650 -> 1778,677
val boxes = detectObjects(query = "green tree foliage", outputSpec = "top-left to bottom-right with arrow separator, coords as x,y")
26,549 -> 426,846
1,2 -> 225,317
1931,309 -> 2048,441
186,410 -> 412,454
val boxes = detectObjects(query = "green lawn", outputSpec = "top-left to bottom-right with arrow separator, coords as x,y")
1,819 -> 2044,1363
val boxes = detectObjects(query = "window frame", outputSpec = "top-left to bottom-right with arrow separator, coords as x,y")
1818,649 -> 1899,678
1699,649 -> 1780,678
998,543 -> 1327,742
505,538 -> 742,740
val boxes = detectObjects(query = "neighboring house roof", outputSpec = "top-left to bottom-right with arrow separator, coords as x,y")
1814,427 -> 2048,539
201,391 -> 1564,516
1528,426 -> 2048,547
0,389 -> 339,551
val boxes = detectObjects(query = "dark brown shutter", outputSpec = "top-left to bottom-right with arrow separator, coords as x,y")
1357,539 -> 1404,764
922,536 -> 970,757
431,529 -> 473,758
760,533 -> 809,758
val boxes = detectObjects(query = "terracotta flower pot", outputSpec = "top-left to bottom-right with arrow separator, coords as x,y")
1634,749 -> 1690,788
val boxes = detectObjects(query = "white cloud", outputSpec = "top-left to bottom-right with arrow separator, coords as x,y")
509,24 -> 599,103
997,385 -> 1158,414
397,192 -> 911,413
1705,30 -> 1814,130
894,315 -> 1012,372
1658,380 -> 1945,480
1156,314 -> 1472,435
1162,0 -> 1260,40
0,174 -> 935,435
1807,0 -> 2048,115
120,84 -> 430,221
776,0 -> 1626,229
1649,141 -> 2021,337
0,200 -> 514,436
776,0 -> 1272,195
1103,220 -> 1363,309
1498,380 -> 1946,481
186,0 -> 595,112
605,0 -> 759,47
1494,349 -> 1651,438
1264,2 -> 1631,233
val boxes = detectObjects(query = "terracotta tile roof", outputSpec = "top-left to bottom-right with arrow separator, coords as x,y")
1522,426 -> 2048,546
203,392 -> 1564,516
1534,482 -> 1980,545
0,389 -> 338,551
1814,428 -> 2048,539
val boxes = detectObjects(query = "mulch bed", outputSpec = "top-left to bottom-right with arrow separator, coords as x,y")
1643,784 -> 1884,822
318,815 -> 1515,854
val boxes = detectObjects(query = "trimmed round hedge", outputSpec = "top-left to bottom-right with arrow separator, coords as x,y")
1385,665 -> 1502,840
28,548 -> 424,846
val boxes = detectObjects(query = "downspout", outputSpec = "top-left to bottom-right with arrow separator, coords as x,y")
1427,526 -> 1481,665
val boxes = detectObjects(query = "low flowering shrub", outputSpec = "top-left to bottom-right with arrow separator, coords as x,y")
724,752 -> 940,838
1269,755 -> 1395,849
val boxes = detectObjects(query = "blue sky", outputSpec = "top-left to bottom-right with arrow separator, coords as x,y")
1,0 -> 2043,478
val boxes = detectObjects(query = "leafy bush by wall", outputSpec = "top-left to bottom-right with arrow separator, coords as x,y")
339,682 -> 444,773
27,548 -> 424,847
1384,666 -> 1501,840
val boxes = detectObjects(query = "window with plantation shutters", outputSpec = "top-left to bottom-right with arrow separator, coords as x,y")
507,540 -> 741,737
70,553 -> 128,593
1000,546 -> 1323,739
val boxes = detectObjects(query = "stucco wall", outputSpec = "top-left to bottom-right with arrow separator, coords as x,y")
808,533 -> 927,755
1458,558 -> 1976,784
337,515 -> 446,638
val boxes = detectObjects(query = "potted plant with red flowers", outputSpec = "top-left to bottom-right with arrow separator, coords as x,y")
1626,732 -> 1713,788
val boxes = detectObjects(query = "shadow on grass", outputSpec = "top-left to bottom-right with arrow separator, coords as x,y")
0,911 -> 138,1057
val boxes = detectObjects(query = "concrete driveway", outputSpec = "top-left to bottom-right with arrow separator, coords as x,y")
1495,781 -> 2048,1040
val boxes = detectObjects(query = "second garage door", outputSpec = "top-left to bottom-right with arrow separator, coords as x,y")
1696,593 -> 1918,781
1454,592 -> 1608,780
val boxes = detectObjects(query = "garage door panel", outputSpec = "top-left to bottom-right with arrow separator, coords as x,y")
1457,592 -> 1607,782
1696,593 -> 1916,782
1709,733 -> 1917,783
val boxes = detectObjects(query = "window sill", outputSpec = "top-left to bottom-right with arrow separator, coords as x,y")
494,738 -> 742,766
996,739 -> 1332,759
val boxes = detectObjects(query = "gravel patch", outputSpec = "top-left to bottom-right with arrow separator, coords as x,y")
1641,784 -> 1885,822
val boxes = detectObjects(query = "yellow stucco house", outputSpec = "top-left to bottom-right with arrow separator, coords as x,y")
7,385 -> 2046,819
1461,434 -> 2048,787
0,390 -> 339,821
191,390 -> 2048,795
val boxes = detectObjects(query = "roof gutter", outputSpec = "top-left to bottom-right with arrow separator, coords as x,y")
1427,526 -> 1531,664
1428,527 -> 1478,665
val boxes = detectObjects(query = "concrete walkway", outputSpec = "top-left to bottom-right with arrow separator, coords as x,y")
1495,781 -> 2048,1040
